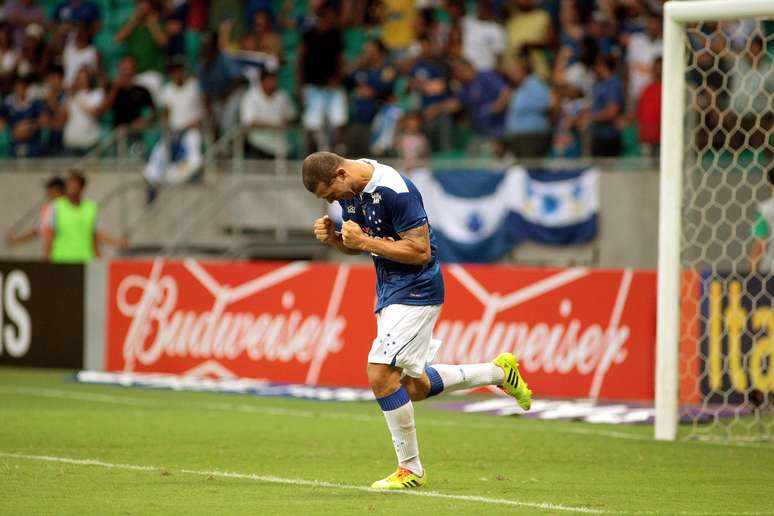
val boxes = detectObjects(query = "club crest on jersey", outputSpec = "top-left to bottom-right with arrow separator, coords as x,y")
371,192 -> 381,204
347,205 -> 356,214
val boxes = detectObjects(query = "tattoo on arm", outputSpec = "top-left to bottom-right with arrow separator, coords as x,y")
399,224 -> 430,247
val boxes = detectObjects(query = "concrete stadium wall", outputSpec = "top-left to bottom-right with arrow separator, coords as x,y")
0,166 -> 660,268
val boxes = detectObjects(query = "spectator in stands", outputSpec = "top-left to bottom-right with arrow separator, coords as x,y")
555,34 -> 597,101
15,23 -> 50,82
160,59 -> 204,134
750,166 -> 774,274
102,55 -> 156,137
555,0 -> 585,71
380,0 -> 416,61
396,112 -> 429,171
345,38 -> 396,157
42,66 -> 67,155
729,35 -> 774,151
208,0 -> 246,42
586,9 -> 620,59
162,0 -> 189,58
440,58 -> 509,154
145,60 -> 205,187
0,25 -> 19,95
461,0 -> 506,72
587,54 -> 624,156
298,2 -> 346,153
62,23 -> 100,88
249,9 -> 283,63
506,0 -> 553,79
5,176 -> 64,248
551,77 -> 587,158
239,70 -> 295,159
115,0 -> 169,100
625,15 -> 662,113
63,66 -> 104,155
197,31 -> 240,134
218,16 -> 280,83
3,0 -> 45,49
409,35 -> 452,153
0,75 -> 46,157
636,56 -> 661,158
51,0 -> 101,38
498,54 -> 552,158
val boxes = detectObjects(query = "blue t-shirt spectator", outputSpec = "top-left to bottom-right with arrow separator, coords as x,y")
591,74 -> 624,140
198,54 -> 239,101
410,59 -> 449,108
52,1 -> 101,26
2,95 -> 45,157
457,70 -> 507,137
505,75 -> 551,135
560,32 -> 583,65
348,64 -> 396,124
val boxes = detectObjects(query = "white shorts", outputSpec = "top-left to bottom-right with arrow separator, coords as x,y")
302,86 -> 348,130
367,304 -> 443,378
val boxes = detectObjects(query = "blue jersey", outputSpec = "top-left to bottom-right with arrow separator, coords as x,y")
339,160 -> 444,312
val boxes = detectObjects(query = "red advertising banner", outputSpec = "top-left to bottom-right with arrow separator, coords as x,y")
106,260 -> 658,400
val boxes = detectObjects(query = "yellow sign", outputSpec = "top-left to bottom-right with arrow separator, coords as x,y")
708,279 -> 774,393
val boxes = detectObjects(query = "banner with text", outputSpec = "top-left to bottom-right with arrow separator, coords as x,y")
699,272 -> 774,403
106,260 -> 657,400
0,261 -> 84,368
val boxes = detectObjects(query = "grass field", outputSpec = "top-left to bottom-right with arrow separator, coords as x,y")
2,367 -> 773,515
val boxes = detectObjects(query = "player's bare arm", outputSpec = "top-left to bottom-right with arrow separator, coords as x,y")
313,215 -> 361,255
341,221 -> 431,266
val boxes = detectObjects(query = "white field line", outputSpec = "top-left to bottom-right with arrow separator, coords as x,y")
2,451 -> 770,516
0,451 -> 602,514
2,385 -> 774,451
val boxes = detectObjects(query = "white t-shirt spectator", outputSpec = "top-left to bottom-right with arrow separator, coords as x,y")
63,40 -> 99,88
160,78 -> 204,132
462,16 -> 506,71
240,83 -> 296,157
64,88 -> 104,149
626,33 -> 662,107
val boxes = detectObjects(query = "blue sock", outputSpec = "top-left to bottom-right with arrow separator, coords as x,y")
425,366 -> 444,397
376,385 -> 411,411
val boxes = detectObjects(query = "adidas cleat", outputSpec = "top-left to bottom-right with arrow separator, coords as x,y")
370,467 -> 427,489
493,352 -> 533,411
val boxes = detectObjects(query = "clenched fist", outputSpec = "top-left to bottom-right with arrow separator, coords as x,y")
341,220 -> 366,250
313,215 -> 336,244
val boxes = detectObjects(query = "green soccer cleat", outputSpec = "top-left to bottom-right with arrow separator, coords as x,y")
493,352 -> 532,411
370,467 -> 427,489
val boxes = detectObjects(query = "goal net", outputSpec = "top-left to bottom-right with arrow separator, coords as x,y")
657,1 -> 774,442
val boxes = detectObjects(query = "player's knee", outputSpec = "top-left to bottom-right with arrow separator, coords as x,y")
366,363 -> 400,398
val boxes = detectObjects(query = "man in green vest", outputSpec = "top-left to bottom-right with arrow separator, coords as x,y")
43,171 -> 99,263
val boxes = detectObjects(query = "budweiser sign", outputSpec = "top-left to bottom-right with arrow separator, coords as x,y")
106,260 -> 657,400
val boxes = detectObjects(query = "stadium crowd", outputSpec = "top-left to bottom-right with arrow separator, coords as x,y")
0,0 -> 766,165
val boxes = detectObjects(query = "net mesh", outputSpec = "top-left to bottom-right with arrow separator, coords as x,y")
679,17 -> 774,441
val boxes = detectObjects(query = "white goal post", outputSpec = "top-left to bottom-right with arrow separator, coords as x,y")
656,0 -> 774,441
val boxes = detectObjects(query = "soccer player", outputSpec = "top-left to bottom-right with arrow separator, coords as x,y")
302,152 -> 532,489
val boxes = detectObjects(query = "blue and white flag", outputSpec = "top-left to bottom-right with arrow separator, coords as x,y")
329,165 -> 599,263
144,128 -> 203,185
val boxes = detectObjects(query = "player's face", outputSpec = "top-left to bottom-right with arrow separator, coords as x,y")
313,175 -> 355,203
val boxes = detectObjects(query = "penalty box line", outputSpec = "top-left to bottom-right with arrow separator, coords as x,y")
0,451 -> 602,514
